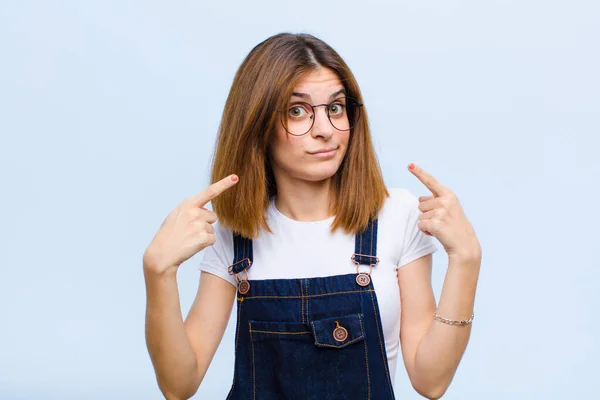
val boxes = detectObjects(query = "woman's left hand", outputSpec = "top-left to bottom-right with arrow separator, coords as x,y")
408,163 -> 481,262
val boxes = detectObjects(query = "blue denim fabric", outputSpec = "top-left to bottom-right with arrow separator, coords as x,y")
226,219 -> 395,399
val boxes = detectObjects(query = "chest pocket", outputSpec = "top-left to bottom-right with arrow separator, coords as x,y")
311,314 -> 365,348
248,314 -> 369,399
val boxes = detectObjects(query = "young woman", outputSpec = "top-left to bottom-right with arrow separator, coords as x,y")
143,33 -> 481,400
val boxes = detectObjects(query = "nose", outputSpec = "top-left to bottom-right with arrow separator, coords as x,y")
310,106 -> 334,139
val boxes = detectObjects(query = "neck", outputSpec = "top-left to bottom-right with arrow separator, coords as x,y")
273,175 -> 334,222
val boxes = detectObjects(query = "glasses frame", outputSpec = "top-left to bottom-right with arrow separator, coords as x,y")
278,96 -> 364,136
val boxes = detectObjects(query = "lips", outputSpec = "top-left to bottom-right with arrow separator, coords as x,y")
309,147 -> 338,155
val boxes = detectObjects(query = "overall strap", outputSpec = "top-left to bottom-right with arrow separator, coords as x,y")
352,218 -> 379,266
228,233 -> 253,295
229,234 -> 253,274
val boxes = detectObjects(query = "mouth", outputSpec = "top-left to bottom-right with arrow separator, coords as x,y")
308,147 -> 338,156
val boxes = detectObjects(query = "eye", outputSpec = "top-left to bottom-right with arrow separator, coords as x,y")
288,105 -> 308,118
329,102 -> 345,116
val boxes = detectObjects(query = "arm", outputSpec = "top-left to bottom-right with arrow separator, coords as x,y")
397,252 -> 480,399
400,163 -> 482,398
143,174 -> 239,399
145,268 -> 236,400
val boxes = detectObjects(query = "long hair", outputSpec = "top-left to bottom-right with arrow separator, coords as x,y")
211,33 -> 388,238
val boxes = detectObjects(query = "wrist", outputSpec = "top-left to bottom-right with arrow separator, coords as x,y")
143,265 -> 179,294
143,257 -> 180,279
143,249 -> 179,276
447,241 -> 481,264
447,244 -> 482,266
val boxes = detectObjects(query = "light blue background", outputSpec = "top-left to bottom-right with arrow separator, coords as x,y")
1,1 -> 598,399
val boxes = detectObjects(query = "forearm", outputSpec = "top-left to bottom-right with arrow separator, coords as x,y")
144,267 -> 200,400
413,253 -> 481,397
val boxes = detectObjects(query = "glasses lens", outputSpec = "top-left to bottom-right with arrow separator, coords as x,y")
280,97 -> 362,135
281,102 -> 314,136
329,97 -> 361,131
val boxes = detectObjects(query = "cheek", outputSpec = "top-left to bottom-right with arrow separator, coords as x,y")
336,132 -> 350,156
271,128 -> 303,160
340,132 -> 350,147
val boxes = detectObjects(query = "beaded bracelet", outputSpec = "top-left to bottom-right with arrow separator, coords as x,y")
433,312 -> 474,326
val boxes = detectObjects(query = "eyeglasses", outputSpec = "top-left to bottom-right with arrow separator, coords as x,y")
279,97 -> 363,136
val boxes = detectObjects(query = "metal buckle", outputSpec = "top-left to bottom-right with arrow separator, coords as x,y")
227,258 -> 252,275
351,253 -> 379,267
351,253 -> 378,287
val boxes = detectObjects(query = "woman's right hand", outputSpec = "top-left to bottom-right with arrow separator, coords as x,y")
143,174 -> 239,276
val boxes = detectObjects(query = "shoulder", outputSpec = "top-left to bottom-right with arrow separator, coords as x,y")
376,187 -> 423,237
209,218 -> 236,258
380,187 -> 420,217
378,188 -> 438,267
213,218 -> 234,237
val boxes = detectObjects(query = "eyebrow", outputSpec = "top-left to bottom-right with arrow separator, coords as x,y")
290,88 -> 346,102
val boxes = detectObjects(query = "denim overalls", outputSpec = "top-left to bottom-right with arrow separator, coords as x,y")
226,218 -> 396,399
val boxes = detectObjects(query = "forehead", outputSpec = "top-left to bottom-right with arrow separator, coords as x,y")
292,68 -> 344,99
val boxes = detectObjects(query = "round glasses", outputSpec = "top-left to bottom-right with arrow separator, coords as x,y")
279,97 -> 363,136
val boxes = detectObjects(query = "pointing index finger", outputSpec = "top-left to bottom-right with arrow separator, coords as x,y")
408,163 -> 448,197
192,174 -> 239,207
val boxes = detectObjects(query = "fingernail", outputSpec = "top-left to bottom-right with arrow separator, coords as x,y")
408,163 -> 416,170
231,175 -> 239,182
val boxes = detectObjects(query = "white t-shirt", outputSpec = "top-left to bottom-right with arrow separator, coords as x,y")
198,187 -> 438,383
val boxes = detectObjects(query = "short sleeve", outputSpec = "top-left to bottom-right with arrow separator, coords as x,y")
197,220 -> 237,287
396,189 -> 438,269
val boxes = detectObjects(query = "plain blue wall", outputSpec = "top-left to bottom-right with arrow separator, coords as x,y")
1,1 -> 598,398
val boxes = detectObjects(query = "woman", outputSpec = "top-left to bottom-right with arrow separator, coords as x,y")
143,33 -> 481,400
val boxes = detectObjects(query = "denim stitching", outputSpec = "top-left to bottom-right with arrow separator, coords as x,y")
370,290 -> 393,396
359,316 -> 371,400
249,322 -> 256,400
359,227 -> 363,266
230,235 -> 239,287
370,220 -> 374,260
233,236 -> 242,262
361,225 -> 364,255
305,279 -> 310,323
243,237 -> 247,281
303,280 -> 307,323
313,334 -> 365,348
300,280 -> 305,324
250,330 -> 311,335
242,290 -> 374,300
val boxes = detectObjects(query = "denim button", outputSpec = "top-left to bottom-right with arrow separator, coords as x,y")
333,325 -> 348,342
313,315 -> 365,349
356,273 -> 370,286
238,280 -> 250,294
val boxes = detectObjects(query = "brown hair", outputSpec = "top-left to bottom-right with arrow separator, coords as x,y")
210,33 -> 388,238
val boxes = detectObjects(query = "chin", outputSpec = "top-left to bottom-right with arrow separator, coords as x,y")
299,162 -> 341,182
